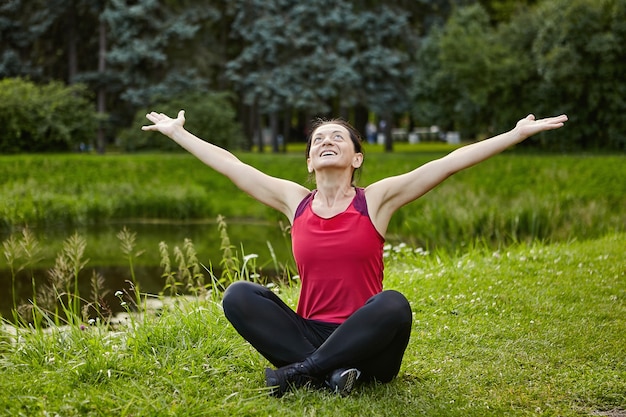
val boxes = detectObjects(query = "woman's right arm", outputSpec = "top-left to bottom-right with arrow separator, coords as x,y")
142,110 -> 310,222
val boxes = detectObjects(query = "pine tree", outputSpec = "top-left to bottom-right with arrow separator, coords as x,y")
226,0 -> 416,151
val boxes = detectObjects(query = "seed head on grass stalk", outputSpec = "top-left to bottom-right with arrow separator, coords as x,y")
159,241 -> 180,297
63,233 -> 88,325
6,229 -> 44,327
117,227 -> 145,305
2,233 -> 22,324
217,215 -> 240,285
174,245 -> 189,289
183,238 -> 205,297
46,233 -> 89,326
87,270 -> 111,321
159,238 -> 207,298
273,220 -> 299,286
48,244 -> 73,324
34,283 -> 57,320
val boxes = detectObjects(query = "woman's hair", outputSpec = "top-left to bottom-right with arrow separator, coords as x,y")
305,118 -> 364,184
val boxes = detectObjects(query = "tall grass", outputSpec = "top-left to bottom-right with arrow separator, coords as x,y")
378,152 -> 626,249
1,151 -> 624,251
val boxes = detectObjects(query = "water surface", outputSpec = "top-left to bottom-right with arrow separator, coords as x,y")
0,220 -> 294,320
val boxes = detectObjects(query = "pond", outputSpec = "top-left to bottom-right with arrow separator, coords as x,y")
0,220 -> 297,320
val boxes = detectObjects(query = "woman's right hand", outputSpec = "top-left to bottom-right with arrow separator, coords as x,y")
142,110 -> 186,138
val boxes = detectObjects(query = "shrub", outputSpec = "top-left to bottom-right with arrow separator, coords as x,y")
0,78 -> 99,153
117,92 -> 245,151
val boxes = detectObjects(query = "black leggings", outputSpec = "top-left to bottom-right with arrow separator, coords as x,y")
222,281 -> 412,382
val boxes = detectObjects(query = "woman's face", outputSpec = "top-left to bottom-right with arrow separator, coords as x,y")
307,123 -> 363,175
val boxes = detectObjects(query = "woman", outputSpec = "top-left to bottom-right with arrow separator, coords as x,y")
142,111 -> 568,397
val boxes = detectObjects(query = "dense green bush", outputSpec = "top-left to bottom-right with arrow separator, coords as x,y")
117,92 -> 245,151
0,78 -> 99,153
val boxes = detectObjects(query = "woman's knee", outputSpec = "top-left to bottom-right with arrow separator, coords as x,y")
222,281 -> 263,316
372,290 -> 412,323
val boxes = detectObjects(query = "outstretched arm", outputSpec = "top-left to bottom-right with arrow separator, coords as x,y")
142,110 -> 309,222
366,114 -> 568,235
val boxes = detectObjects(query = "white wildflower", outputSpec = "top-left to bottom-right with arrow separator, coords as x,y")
243,254 -> 258,262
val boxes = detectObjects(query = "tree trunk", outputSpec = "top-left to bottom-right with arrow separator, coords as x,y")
67,3 -> 78,84
96,18 -> 107,154
297,111 -> 308,143
270,112 -> 279,153
254,103 -> 263,153
339,104 -> 349,121
354,106 -> 368,141
382,112 -> 393,152
238,101 -> 252,151
281,109 -> 291,153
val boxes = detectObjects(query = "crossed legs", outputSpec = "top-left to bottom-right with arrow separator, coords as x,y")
222,281 -> 412,383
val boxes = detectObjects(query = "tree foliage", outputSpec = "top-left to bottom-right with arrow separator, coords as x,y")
531,0 -> 626,150
0,0 -> 59,79
117,92 -> 244,151
1,0 -> 624,152
412,0 -> 626,149
226,0 -> 415,115
0,78 -> 98,153
101,0 -> 218,108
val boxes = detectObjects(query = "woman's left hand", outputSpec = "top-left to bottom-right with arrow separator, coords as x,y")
514,114 -> 568,141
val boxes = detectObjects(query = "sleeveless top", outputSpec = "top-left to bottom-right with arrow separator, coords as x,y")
291,187 -> 385,324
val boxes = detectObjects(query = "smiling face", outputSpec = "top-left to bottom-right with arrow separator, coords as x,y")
306,120 -> 364,182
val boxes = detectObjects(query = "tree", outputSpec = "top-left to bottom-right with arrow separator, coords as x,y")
412,0 -> 626,150
101,1 -> 213,105
0,0 -> 62,80
0,0 -> 104,83
118,92 -> 243,152
226,0 -> 415,152
1,0 -> 237,152
530,0 -> 626,150
413,5 -> 514,138
75,0 -> 228,151
0,78 -> 98,153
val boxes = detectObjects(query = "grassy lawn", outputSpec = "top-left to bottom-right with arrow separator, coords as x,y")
1,149 -> 624,415
1,233 -> 624,416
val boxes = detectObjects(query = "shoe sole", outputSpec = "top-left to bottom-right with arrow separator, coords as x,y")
332,368 -> 361,395
264,368 -> 283,397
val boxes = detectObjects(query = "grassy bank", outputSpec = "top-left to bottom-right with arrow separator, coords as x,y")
1,149 -> 624,251
1,233 -> 624,416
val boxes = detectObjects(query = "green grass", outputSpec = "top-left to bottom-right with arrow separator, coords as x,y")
1,233 -> 624,416
1,150 -> 624,252
1,148 -> 623,415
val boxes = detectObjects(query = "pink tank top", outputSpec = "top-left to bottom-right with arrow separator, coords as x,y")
291,187 -> 385,323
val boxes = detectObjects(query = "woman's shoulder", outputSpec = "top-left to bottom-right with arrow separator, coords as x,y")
294,190 -> 316,220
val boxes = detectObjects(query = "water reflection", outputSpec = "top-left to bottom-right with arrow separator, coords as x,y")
0,221 -> 295,320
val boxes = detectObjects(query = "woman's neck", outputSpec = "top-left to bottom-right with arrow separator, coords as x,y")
311,179 -> 355,219
316,184 -> 354,204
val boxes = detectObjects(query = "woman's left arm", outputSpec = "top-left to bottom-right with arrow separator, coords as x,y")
366,114 -> 568,235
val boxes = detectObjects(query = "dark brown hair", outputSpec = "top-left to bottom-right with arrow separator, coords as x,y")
305,118 -> 364,184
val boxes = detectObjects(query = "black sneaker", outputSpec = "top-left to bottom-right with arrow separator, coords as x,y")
326,368 -> 361,396
265,362 -> 318,397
